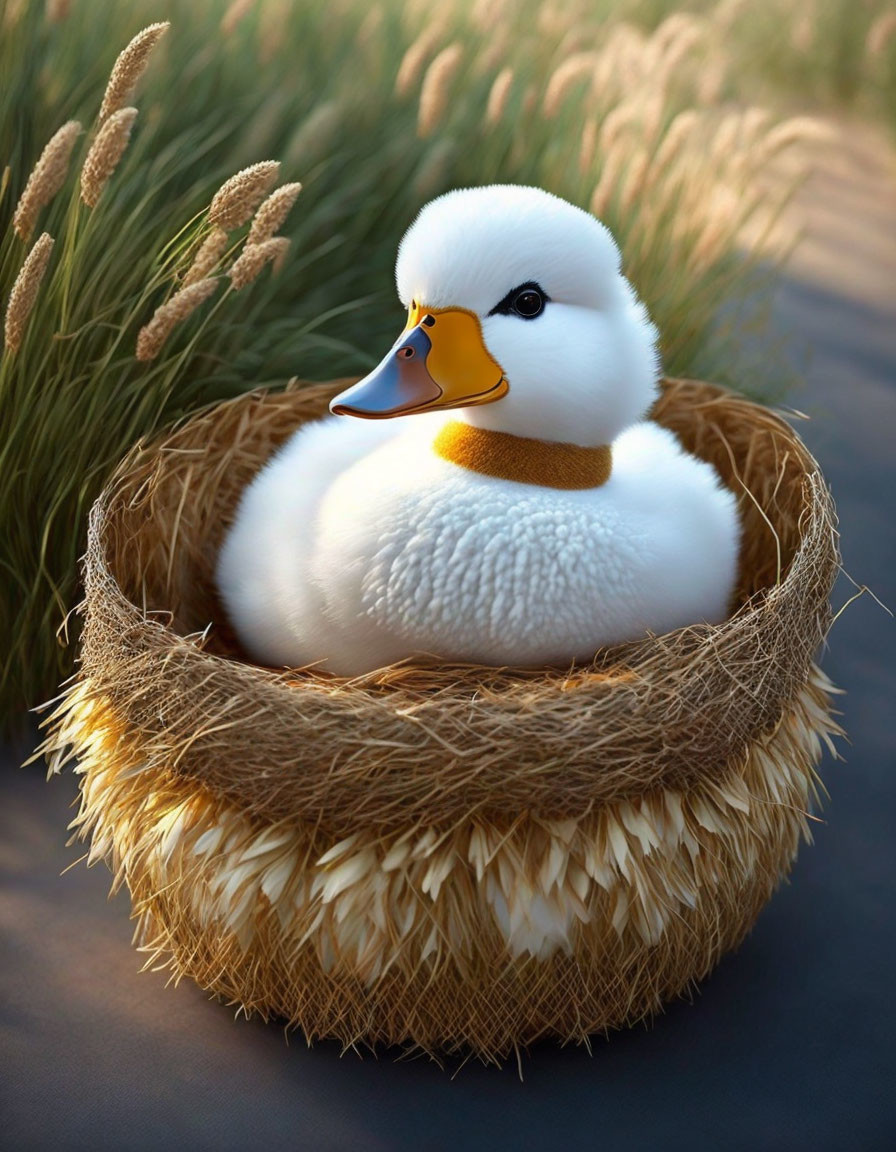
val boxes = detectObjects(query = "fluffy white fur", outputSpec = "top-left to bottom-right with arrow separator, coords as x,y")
217,184 -> 740,676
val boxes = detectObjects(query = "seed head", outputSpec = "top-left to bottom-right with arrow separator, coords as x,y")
485,68 -> 513,126
80,107 -> 137,207
183,228 -> 229,288
221,0 -> 255,36
229,238 -> 290,290
578,116 -> 598,175
209,162 -> 280,230
247,182 -> 303,245
417,43 -> 463,139
45,0 -> 70,22
136,278 -> 219,361
13,120 -> 82,240
4,233 -> 54,355
543,53 -> 598,119
99,23 -> 169,124
868,12 -> 896,59
395,24 -> 446,98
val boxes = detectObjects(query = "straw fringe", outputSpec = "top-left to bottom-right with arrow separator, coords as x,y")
12,120 -> 82,240
44,664 -> 839,1060
39,378 -> 841,1060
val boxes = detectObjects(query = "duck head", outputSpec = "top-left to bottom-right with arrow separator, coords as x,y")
330,184 -> 660,446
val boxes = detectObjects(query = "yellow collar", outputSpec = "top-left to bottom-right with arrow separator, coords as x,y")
432,420 -> 612,490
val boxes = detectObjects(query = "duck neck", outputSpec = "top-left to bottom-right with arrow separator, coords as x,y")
432,420 -> 612,490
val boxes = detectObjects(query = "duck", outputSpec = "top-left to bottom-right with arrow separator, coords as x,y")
216,184 -> 740,677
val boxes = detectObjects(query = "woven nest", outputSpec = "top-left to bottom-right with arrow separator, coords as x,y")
42,377 -> 841,1063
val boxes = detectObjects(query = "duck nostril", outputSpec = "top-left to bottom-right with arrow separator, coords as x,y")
397,346 -> 415,359
422,314 -> 435,327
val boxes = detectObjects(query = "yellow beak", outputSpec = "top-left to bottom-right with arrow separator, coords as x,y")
329,304 -> 508,419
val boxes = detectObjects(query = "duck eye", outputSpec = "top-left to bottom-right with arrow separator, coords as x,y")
513,287 -> 544,319
488,280 -> 549,320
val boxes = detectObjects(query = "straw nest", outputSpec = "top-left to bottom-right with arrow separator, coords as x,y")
42,377 -> 841,1063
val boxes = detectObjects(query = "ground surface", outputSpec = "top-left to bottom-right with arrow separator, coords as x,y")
1,119 -> 894,1151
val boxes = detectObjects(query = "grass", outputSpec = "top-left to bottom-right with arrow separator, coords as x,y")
0,0 -> 884,729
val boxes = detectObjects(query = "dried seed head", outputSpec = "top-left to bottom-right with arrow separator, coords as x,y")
4,232 -> 54,355
620,147 -> 650,210
98,22 -> 169,125
80,107 -> 137,207
229,238 -> 290,290
136,278 -> 219,361
209,162 -> 280,230
578,116 -> 598,175
868,12 -> 896,59
13,120 -> 82,240
543,52 -> 598,119
417,43 -> 463,139
247,182 -> 303,245
485,68 -> 513,126
395,24 -> 446,98
221,0 -> 255,36
183,227 -> 229,288
652,109 -> 699,175
45,0 -> 70,22
761,116 -> 834,160
590,148 -> 624,219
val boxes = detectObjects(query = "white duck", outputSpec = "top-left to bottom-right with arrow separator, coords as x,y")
216,185 -> 739,676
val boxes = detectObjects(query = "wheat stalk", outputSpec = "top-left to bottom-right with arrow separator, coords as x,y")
80,107 -> 137,207
12,120 -> 82,240
417,43 -> 463,139
247,183 -> 303,245
183,228 -> 229,288
98,22 -> 169,125
135,278 -> 219,361
229,238 -> 290,290
209,162 -> 280,230
4,233 -> 54,355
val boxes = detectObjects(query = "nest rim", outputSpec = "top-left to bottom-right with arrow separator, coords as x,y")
70,377 -> 840,836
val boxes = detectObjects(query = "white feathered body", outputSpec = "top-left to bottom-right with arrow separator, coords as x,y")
216,412 -> 739,674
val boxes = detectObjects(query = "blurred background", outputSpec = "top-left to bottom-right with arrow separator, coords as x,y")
2,1 -> 894,1148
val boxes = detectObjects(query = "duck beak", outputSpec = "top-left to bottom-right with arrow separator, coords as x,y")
329,305 -> 508,419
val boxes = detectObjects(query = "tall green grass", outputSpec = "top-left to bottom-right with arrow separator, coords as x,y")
0,0 -> 864,729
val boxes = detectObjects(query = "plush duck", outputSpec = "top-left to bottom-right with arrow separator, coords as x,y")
216,185 -> 740,676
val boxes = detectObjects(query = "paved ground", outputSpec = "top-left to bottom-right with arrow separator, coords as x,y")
1,121 -> 894,1150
